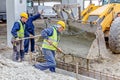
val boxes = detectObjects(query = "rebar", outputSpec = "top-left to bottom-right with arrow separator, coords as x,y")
35,44 -> 120,80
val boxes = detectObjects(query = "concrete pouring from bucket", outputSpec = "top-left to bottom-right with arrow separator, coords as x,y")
59,35 -> 94,58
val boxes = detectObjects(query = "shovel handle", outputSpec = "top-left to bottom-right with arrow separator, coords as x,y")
15,35 -> 41,41
46,40 -> 63,53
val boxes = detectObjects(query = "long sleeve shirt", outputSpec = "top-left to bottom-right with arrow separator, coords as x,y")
25,13 -> 41,36
11,20 -> 24,38
41,26 -> 60,40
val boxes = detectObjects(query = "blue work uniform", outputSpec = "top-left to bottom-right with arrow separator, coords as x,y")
24,13 -> 41,53
11,20 -> 25,61
34,26 -> 60,72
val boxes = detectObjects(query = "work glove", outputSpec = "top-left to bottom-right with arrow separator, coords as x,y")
57,47 -> 63,53
14,37 -> 20,45
47,39 -> 63,53
15,37 -> 20,41
29,34 -> 34,39
47,39 -> 53,45
39,10 -> 43,15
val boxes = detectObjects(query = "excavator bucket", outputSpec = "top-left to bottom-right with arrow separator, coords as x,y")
52,4 -> 109,60
67,20 -> 109,60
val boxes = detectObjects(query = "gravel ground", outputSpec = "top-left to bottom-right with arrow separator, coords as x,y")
0,54 -> 77,80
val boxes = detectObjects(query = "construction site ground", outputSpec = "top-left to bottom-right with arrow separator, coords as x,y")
1,19 -> 120,79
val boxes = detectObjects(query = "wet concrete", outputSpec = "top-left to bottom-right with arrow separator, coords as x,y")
59,35 -> 94,58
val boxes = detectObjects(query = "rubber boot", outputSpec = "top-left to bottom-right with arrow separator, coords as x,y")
20,50 -> 24,62
12,46 -> 19,61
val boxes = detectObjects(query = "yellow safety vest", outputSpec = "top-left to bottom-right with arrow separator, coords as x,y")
17,20 -> 25,38
42,27 -> 59,50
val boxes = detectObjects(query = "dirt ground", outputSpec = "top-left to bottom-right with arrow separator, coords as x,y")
1,19 -> 120,78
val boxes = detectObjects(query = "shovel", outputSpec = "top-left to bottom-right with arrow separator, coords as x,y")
14,35 -> 41,41
46,40 -> 64,53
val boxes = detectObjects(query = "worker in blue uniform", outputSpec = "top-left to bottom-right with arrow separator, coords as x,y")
24,11 -> 43,54
33,20 -> 66,72
11,12 -> 28,62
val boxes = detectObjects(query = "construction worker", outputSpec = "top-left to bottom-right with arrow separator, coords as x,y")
34,20 -> 66,72
11,12 -> 28,62
24,11 -> 43,54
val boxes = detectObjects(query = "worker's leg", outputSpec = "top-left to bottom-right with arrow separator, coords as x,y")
30,38 -> 35,52
15,42 -> 20,61
34,48 -> 56,72
20,40 -> 24,61
12,45 -> 19,61
49,51 -> 56,72
24,39 -> 29,53
11,39 -> 20,61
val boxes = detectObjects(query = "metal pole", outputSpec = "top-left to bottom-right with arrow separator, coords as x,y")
90,0 -> 92,4
100,72 -> 102,80
87,59 -> 89,71
83,0 -> 85,9
38,0 -> 40,5
76,62 -> 79,80
94,70 -> 95,78
78,6 -> 81,20
29,52 -> 33,64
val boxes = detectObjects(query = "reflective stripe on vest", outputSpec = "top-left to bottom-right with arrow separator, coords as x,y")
17,20 -> 25,38
42,27 -> 59,50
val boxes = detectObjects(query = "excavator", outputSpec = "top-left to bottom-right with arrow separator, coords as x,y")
52,0 -> 120,59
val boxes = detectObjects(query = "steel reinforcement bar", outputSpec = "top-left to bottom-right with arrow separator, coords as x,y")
57,60 -> 120,80
37,55 -> 120,80
35,44 -> 120,80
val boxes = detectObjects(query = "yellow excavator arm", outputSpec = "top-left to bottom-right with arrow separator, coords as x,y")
81,4 -> 100,22
86,3 -> 120,32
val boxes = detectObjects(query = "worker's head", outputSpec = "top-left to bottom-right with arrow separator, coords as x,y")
57,20 -> 66,32
117,12 -> 120,17
20,12 -> 28,23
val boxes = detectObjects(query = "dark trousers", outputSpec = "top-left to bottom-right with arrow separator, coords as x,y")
24,38 -> 35,53
34,48 -> 56,72
12,40 -> 24,61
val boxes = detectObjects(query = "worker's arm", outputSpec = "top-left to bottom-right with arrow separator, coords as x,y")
29,10 -> 43,21
41,27 -> 53,39
25,13 -> 41,36
29,13 -> 41,21
11,22 -> 20,38
25,14 -> 40,36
